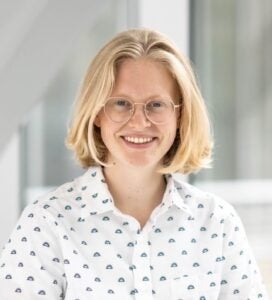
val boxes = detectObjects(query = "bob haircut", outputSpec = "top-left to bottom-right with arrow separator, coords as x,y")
66,28 -> 213,174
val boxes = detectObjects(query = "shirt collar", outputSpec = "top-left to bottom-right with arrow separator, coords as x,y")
79,166 -> 193,218
162,173 -> 193,216
79,166 -> 115,218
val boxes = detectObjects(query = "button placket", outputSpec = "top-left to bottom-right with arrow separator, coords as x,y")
132,230 -> 153,299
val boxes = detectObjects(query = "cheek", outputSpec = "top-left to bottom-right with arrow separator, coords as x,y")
99,121 -> 119,145
168,131 -> 177,148
166,122 -> 178,141
165,124 -> 179,151
100,126 -> 111,146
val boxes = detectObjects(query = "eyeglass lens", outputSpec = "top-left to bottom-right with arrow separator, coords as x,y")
104,98 -> 175,124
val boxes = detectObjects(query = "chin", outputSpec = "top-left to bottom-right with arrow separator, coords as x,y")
108,152 -> 163,169
125,157 -> 160,169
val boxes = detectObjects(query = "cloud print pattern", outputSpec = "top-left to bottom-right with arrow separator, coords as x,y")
0,166 -> 268,299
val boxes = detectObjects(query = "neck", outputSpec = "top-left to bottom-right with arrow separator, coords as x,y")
102,164 -> 166,219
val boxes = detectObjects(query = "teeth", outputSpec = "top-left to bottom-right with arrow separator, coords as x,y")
123,136 -> 153,144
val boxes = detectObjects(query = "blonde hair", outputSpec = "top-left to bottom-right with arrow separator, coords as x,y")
66,28 -> 213,174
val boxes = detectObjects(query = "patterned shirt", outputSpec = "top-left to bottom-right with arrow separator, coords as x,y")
0,166 -> 268,299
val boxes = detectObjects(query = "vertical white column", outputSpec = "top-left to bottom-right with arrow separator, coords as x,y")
127,0 -> 189,55
0,134 -> 20,248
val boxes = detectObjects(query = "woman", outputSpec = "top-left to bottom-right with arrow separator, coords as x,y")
0,29 -> 268,299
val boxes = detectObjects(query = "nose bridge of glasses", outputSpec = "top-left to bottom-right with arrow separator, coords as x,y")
128,102 -> 150,124
131,102 -> 149,117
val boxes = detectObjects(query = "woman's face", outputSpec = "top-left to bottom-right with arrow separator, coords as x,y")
95,58 -> 180,170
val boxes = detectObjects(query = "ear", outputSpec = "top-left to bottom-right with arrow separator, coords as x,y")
94,114 -> 101,127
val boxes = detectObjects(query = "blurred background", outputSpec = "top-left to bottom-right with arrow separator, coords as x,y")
0,0 -> 271,295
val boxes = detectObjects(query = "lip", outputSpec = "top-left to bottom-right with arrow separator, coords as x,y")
121,134 -> 157,138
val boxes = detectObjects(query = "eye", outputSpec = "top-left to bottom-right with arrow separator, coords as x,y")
146,100 -> 167,111
110,99 -> 132,111
115,99 -> 129,106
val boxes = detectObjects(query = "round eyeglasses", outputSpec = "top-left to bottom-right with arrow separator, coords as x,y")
102,97 -> 181,124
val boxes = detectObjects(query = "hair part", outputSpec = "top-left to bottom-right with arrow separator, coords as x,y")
66,28 -> 213,174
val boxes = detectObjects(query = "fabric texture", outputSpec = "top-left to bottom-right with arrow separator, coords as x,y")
0,166 -> 268,299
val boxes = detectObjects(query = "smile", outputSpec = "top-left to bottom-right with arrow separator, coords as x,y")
122,136 -> 155,144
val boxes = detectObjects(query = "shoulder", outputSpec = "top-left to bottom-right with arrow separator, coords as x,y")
172,174 -> 240,223
22,166 -> 102,222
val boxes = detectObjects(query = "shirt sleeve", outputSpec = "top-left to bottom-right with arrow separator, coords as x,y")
0,202 -> 66,299
218,207 -> 269,299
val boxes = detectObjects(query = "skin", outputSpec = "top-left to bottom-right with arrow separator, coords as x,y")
95,58 -> 180,228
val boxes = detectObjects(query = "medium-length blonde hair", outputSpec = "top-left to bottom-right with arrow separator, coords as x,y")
66,28 -> 213,174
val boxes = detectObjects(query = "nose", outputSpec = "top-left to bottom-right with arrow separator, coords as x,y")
128,103 -> 151,129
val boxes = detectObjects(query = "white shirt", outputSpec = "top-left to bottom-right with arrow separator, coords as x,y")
0,166 -> 268,299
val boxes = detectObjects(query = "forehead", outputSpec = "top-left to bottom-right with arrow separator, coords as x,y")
111,58 -> 179,100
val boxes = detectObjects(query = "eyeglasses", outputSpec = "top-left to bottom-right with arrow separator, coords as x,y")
102,97 -> 181,124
